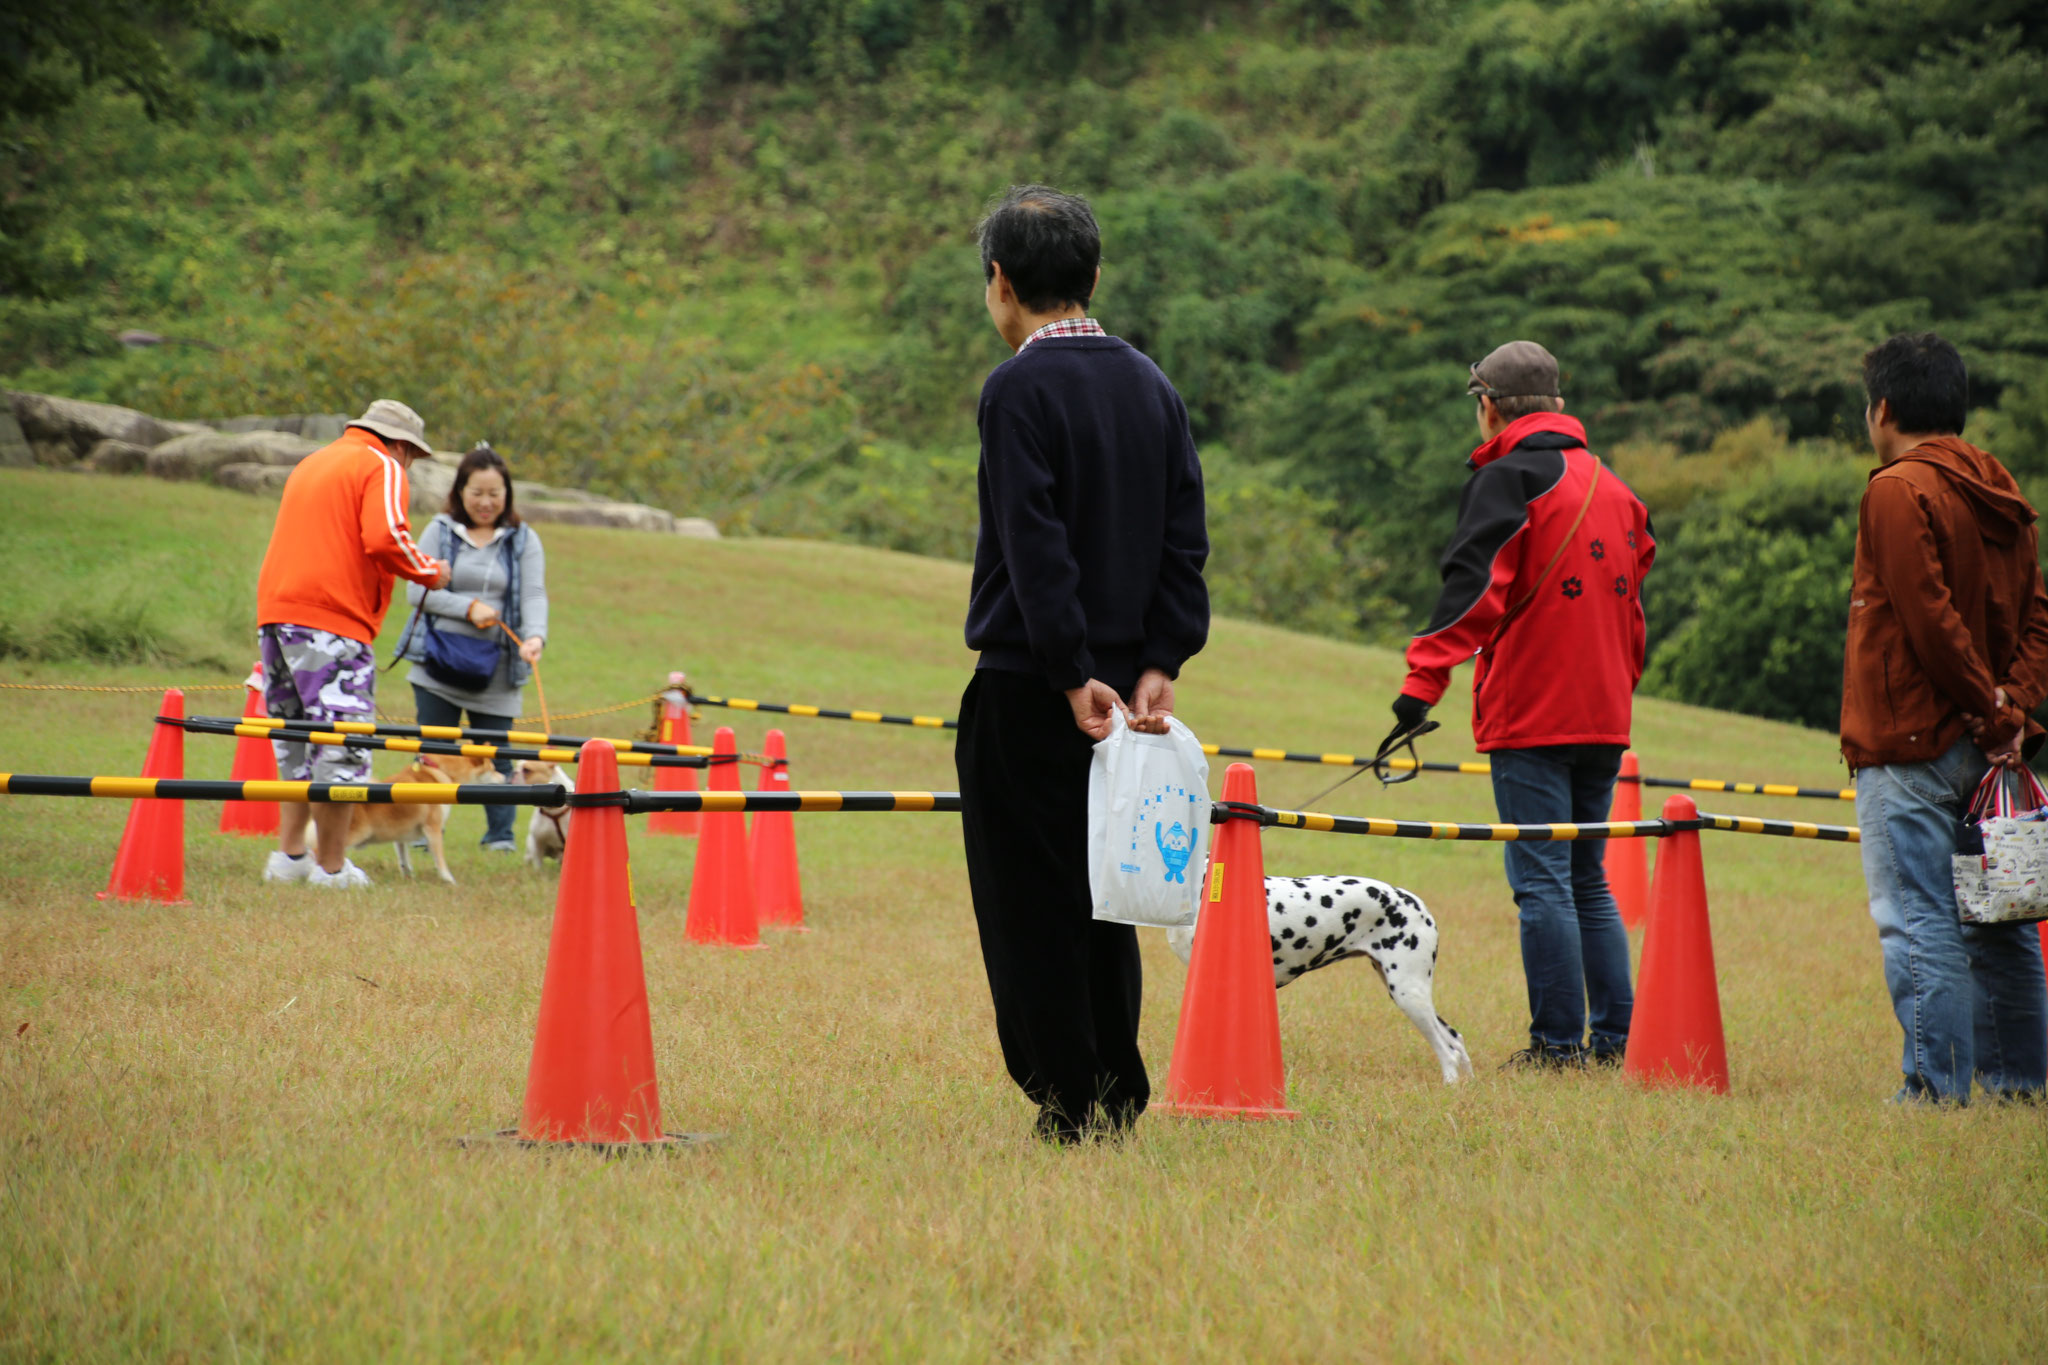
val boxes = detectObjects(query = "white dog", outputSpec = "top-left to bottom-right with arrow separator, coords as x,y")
1167,875 -> 1473,1084
513,759 -> 573,869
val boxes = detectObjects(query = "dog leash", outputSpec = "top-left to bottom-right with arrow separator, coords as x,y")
495,621 -> 551,735
1296,721 -> 1441,810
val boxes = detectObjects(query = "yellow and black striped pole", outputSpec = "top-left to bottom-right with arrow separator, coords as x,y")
683,691 -> 954,731
186,713 -> 716,759
1212,799 -> 1859,843
1206,745 -> 1853,801
172,717 -> 719,770
0,773 -> 564,805
621,789 -> 960,814
673,688 -> 1854,801
0,771 -> 1858,838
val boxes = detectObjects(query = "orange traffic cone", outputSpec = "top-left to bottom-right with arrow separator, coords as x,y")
100,688 -> 187,903
519,740 -> 670,1145
647,675 -> 700,836
1623,794 -> 1730,1094
1158,763 -> 1297,1119
749,729 -> 807,931
685,726 -> 764,948
1606,751 -> 1648,929
219,663 -> 280,836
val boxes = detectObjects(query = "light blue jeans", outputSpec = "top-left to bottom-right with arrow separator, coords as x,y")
1855,737 -> 2048,1102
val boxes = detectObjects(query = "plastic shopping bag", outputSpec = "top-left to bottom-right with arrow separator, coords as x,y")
1088,709 -> 1212,927
1953,766 -> 2048,925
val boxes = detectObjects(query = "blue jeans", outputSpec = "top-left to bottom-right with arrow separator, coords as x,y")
1490,744 -> 1634,1055
412,687 -> 517,846
1855,738 -> 2047,1102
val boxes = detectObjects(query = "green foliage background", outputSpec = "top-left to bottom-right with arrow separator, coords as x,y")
6,0 -> 2048,730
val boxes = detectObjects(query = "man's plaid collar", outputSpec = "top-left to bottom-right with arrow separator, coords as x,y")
1018,317 -> 1107,350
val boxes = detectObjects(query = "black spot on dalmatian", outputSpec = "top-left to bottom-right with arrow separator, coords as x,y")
1273,956 -> 1283,965
1342,878 -> 1360,885
1385,908 -> 1408,930
1325,934 -> 1341,950
1320,895 -> 1333,908
1270,936 -> 1280,951
1406,934 -> 1420,950
1287,965 -> 1306,977
1304,916 -> 1317,927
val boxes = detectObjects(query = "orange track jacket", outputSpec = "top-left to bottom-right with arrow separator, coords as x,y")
256,426 -> 446,644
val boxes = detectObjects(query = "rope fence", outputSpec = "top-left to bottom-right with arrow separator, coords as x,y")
0,680 -> 245,694
0,678 -> 660,729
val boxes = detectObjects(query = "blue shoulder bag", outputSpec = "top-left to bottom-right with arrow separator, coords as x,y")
409,525 -> 514,692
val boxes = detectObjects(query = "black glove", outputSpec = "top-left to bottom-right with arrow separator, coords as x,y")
1380,694 -> 1431,755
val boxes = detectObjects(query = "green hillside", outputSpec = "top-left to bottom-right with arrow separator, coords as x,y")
3,470 -> 2042,1360
8,1 -> 2048,730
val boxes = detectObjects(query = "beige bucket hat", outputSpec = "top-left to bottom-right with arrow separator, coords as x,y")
347,399 -> 430,454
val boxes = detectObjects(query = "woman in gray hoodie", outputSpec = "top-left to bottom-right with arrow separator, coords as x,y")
393,444 -> 549,851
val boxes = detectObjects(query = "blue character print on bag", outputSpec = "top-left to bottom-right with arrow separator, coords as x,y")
1156,821 -> 1194,883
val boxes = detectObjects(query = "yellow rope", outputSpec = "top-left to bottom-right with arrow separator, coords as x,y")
521,691 -> 662,726
0,680 -> 244,693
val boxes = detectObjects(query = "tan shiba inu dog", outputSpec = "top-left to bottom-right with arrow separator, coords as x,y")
346,753 -> 504,884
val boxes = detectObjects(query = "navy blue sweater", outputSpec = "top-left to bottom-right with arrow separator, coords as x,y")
966,334 -> 1210,696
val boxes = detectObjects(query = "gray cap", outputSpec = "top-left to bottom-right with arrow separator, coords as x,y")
1467,341 -> 1561,399
346,399 -> 429,454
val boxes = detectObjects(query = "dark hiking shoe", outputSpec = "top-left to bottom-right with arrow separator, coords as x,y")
1501,1042 -> 1586,1071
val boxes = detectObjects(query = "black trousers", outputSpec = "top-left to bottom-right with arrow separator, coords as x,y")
955,669 -> 1147,1135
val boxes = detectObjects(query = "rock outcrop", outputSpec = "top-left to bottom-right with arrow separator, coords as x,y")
7,391 -> 210,463
147,430 -> 324,481
2,388 -> 720,539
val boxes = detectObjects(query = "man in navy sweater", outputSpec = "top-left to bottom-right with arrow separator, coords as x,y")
956,184 -> 1210,1143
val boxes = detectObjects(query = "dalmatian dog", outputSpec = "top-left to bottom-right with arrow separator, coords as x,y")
1166,875 -> 1473,1084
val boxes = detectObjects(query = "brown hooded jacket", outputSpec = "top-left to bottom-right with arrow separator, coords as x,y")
1840,437 -> 2048,770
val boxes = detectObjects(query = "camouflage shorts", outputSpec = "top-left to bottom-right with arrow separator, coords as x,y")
258,624 -> 377,783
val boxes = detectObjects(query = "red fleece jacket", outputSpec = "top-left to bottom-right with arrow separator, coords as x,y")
1401,412 -> 1656,752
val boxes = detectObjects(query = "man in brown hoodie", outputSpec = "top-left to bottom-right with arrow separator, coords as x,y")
1842,332 -> 2048,1103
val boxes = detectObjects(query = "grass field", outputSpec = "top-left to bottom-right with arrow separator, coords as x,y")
2,469 -> 2044,1361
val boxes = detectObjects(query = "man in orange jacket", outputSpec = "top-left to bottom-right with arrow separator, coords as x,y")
254,400 -> 449,889
1842,333 -> 2048,1103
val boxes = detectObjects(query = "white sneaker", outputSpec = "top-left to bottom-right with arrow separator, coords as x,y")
263,851 -> 314,884
308,859 -> 372,890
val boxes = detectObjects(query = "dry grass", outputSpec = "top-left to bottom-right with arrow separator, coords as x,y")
2,471 -> 2044,1362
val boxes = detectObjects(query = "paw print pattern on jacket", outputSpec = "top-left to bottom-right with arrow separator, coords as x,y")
1589,538 -> 1606,562
1613,575 -> 1630,597
1561,576 -> 1583,599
